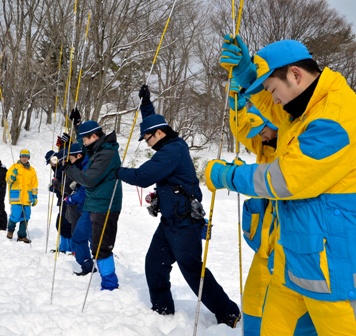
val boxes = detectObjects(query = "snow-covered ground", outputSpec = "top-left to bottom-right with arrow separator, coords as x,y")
0,119 -> 256,336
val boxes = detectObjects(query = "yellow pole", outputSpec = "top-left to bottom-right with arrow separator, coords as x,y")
121,0 -> 178,167
81,0 -> 179,313
193,1 -> 245,335
51,0 -> 78,305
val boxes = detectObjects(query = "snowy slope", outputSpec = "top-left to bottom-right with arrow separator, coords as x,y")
0,121 -> 256,336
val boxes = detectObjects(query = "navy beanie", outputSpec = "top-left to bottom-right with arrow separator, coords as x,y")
139,114 -> 169,141
78,120 -> 102,138
69,143 -> 82,155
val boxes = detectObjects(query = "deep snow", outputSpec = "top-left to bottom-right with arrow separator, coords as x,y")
0,120 -> 255,336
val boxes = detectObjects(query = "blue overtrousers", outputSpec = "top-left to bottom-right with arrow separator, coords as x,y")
8,205 -> 31,238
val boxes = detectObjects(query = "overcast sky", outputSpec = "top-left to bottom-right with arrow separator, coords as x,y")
327,0 -> 356,31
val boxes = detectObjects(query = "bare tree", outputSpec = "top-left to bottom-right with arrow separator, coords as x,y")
0,0 -> 49,144
0,0 -> 355,147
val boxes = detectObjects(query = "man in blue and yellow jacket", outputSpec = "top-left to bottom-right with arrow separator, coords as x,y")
6,149 -> 38,243
207,38 -> 356,335
229,100 -> 316,335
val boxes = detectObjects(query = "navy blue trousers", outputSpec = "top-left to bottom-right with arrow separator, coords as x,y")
71,211 -> 92,272
145,220 -> 239,320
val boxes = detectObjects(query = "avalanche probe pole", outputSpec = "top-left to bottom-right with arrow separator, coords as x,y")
192,0 -> 245,335
81,0 -> 178,312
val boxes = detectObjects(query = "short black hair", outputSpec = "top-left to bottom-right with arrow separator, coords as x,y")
271,59 -> 321,81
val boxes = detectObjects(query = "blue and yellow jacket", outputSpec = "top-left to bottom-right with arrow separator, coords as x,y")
6,161 -> 38,205
230,104 -> 278,258
225,67 -> 356,302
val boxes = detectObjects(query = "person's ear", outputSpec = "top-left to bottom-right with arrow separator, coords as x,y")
289,66 -> 302,84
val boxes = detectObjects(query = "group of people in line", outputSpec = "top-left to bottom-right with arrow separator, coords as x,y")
1,34 -> 356,334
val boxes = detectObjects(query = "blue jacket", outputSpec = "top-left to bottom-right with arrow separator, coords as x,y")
67,156 -> 89,213
118,104 -> 202,226
223,68 -> 356,302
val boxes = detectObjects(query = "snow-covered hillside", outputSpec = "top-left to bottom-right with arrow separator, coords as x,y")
0,120 -> 256,336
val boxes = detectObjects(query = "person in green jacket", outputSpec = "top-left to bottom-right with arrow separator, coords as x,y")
65,120 -> 122,290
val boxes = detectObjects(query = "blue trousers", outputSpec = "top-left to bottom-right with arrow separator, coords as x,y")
8,205 -> 31,238
145,220 -> 239,320
71,211 -> 92,271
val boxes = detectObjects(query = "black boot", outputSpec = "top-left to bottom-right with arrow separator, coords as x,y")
217,312 -> 241,328
74,268 -> 97,276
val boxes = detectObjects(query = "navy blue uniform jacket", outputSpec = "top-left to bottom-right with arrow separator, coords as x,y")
118,104 -> 202,226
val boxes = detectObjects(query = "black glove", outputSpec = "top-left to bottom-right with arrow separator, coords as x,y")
69,108 -> 81,125
139,85 -> 151,106
62,160 -> 72,171
61,132 -> 71,144
51,178 -> 61,190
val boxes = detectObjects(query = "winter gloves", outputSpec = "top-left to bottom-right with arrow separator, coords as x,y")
139,85 -> 151,106
70,108 -> 81,126
220,34 -> 257,92
56,132 -> 71,148
61,132 -> 71,143
204,158 -> 244,192
31,195 -> 38,206
229,93 -> 246,112
10,168 -> 18,182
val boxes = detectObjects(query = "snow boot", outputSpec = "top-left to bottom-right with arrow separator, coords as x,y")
17,237 -> 31,244
151,302 -> 175,315
217,312 -> 241,328
7,231 -> 13,239
50,249 -> 66,254
74,267 -> 97,276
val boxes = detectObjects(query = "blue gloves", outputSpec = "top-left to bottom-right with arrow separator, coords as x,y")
229,93 -> 246,112
10,168 -> 18,182
220,34 -> 257,91
220,35 -> 244,72
32,195 -> 38,206
205,159 -> 244,192
205,160 -> 232,191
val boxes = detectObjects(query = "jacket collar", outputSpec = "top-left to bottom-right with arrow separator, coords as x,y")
283,74 -> 320,119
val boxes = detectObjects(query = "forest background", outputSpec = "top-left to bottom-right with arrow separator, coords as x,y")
0,0 -> 355,155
